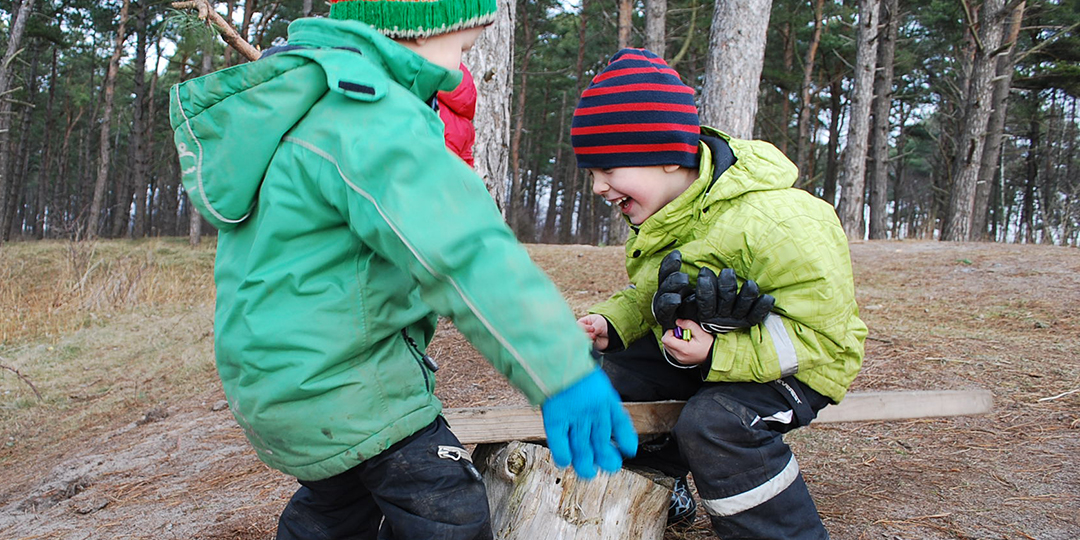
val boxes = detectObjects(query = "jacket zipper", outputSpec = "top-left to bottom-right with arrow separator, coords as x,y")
401,328 -> 438,391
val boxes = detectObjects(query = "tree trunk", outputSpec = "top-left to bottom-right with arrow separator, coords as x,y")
507,1 -> 534,233
836,0 -> 880,239
558,0 -> 590,243
3,44 -> 42,241
795,0 -> 825,189
130,2 -> 151,238
942,0 -> 1007,241
867,0 -> 898,240
617,0 -> 633,49
0,0 -> 38,245
87,0 -> 131,239
700,0 -> 771,138
475,442 -> 668,540
822,75 -> 843,206
52,108 -> 83,238
891,102 -> 910,239
1021,115 -> 1038,243
35,47 -> 58,239
144,38 -> 165,236
645,0 -> 667,59
971,1 -> 1025,241
463,0 -> 514,212
542,92 -> 569,243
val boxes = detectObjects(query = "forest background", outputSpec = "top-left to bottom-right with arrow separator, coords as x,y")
0,0 -> 1077,248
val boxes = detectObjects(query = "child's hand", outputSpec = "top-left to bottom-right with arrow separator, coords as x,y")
577,314 -> 610,351
661,319 -> 713,366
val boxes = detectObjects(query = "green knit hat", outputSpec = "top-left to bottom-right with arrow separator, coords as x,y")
329,0 -> 498,39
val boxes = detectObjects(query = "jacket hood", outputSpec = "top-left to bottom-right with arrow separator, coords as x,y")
700,126 -> 797,204
437,63 -> 476,119
169,18 -> 460,231
627,127 -> 800,253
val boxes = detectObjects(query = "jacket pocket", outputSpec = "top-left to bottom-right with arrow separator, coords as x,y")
401,328 -> 438,391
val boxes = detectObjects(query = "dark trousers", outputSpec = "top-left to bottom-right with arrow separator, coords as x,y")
276,417 -> 493,540
602,337 -> 832,540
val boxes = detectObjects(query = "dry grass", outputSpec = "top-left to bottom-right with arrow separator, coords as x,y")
0,238 -> 217,344
0,239 -> 219,474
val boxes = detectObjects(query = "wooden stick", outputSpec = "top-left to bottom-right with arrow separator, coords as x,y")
444,389 -> 994,445
172,0 -> 261,62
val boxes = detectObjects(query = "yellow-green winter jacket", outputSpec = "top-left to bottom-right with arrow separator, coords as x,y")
169,18 -> 595,481
589,128 -> 866,403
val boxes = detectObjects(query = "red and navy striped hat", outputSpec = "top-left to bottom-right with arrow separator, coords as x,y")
572,48 -> 700,170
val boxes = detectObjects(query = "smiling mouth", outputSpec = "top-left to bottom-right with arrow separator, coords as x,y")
610,196 -> 631,212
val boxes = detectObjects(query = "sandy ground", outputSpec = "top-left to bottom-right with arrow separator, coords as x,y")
1,240 -> 1078,539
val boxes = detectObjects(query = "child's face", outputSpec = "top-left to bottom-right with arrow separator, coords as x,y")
588,164 -> 695,225
397,26 -> 485,71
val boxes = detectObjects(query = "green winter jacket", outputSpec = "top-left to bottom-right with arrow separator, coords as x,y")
170,18 -> 595,481
589,128 -> 866,403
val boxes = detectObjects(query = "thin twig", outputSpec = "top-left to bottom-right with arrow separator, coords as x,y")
1037,389 -> 1079,402
0,362 -> 44,401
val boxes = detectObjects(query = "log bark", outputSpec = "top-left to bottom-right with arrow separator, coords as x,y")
474,441 -> 668,540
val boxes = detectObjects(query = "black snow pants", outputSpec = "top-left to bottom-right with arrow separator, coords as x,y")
275,417 -> 492,540
602,337 -> 833,540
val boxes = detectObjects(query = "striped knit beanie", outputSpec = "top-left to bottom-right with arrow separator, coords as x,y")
329,0 -> 498,40
572,48 -> 700,170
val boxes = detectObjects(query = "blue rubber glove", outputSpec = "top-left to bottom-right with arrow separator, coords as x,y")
541,368 -> 638,480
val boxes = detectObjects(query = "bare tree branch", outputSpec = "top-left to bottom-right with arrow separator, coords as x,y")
172,0 -> 261,62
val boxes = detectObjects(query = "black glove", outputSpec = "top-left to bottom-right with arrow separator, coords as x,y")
651,250 -> 694,331
695,267 -> 775,334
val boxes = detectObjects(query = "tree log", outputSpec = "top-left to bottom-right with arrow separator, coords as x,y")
474,441 -> 668,540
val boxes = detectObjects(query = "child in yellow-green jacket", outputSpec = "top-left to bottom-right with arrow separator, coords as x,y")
574,48 -> 866,539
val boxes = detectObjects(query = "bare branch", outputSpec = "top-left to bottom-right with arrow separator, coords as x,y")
0,363 -> 44,401
172,0 -> 261,62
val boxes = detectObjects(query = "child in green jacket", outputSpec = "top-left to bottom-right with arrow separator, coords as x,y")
574,48 -> 866,539
171,2 -> 636,539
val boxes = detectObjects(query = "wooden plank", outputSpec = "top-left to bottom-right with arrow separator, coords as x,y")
814,389 -> 994,423
444,390 -> 993,445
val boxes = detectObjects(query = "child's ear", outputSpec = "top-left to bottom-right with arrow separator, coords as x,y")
663,164 -> 681,173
